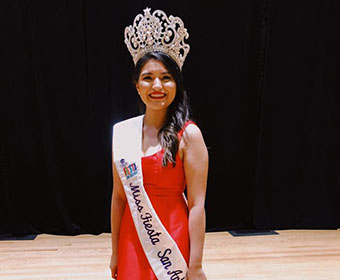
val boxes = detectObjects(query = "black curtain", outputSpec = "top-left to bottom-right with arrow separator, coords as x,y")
253,1 -> 340,229
1,0 -> 339,236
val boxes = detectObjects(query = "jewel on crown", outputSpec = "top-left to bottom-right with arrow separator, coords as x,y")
124,7 -> 190,69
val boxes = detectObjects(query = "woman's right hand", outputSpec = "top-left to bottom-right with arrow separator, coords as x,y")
109,254 -> 118,279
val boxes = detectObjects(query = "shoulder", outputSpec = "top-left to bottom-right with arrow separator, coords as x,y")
113,114 -> 144,132
181,122 -> 208,162
112,115 -> 144,150
182,122 -> 202,138
181,122 -> 206,148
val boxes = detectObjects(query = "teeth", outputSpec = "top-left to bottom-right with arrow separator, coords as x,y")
150,94 -> 165,97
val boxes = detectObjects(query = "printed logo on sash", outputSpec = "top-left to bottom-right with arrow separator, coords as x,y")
122,161 -> 138,179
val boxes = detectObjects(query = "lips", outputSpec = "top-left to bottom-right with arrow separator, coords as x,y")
149,91 -> 166,99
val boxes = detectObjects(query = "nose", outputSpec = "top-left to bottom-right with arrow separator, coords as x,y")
152,77 -> 162,91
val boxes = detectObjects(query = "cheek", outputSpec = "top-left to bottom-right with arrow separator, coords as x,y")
139,80 -> 150,87
165,82 -> 176,94
137,81 -> 150,93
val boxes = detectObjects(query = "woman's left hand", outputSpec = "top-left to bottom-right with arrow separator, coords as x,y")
186,266 -> 207,280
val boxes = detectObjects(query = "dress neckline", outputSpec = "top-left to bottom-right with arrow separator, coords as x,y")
141,120 -> 196,159
142,149 -> 163,159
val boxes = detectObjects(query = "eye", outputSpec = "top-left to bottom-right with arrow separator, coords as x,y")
142,75 -> 152,81
162,75 -> 172,81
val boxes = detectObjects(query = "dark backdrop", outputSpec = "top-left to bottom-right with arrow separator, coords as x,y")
1,0 -> 339,236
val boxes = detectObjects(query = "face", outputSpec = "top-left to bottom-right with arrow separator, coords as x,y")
136,59 -> 176,112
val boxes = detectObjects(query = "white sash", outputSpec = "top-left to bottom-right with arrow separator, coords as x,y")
113,115 -> 188,280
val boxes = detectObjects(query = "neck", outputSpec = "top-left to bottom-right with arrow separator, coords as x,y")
143,108 -> 167,130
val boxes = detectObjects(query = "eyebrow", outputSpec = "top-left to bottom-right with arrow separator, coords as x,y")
141,71 -> 170,76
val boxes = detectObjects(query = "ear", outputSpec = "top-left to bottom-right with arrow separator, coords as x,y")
136,84 -> 140,96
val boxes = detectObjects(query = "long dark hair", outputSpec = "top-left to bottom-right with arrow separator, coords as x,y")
133,51 -> 191,167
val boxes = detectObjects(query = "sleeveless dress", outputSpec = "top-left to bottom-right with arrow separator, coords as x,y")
116,121 -> 195,280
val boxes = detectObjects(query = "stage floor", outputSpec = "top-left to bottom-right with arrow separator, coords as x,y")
1,229 -> 339,279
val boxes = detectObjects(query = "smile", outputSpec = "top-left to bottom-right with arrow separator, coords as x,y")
149,92 -> 166,99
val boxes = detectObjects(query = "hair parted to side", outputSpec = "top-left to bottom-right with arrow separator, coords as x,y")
133,51 -> 191,167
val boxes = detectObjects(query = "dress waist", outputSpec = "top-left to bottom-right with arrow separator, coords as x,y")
145,185 -> 184,197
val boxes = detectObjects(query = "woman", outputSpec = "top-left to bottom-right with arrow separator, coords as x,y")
110,8 -> 208,280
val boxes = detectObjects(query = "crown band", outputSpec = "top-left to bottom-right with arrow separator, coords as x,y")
124,8 -> 190,69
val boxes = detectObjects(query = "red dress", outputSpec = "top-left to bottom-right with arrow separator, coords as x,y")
116,122 -> 194,280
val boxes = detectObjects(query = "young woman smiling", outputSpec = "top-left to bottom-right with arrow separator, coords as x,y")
110,8 -> 209,280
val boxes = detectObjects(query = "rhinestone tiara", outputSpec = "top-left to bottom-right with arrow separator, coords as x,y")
124,7 -> 190,69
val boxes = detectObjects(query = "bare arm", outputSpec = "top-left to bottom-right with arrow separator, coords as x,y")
110,148 -> 127,279
182,124 -> 209,279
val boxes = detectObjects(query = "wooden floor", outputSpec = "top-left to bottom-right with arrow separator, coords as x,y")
1,229 -> 340,280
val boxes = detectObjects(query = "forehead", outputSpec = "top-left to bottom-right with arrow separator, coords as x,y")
140,59 -> 169,74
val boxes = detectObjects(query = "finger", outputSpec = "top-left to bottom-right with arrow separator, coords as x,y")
111,268 -> 118,279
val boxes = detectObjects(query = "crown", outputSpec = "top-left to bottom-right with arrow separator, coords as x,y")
124,7 -> 190,69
